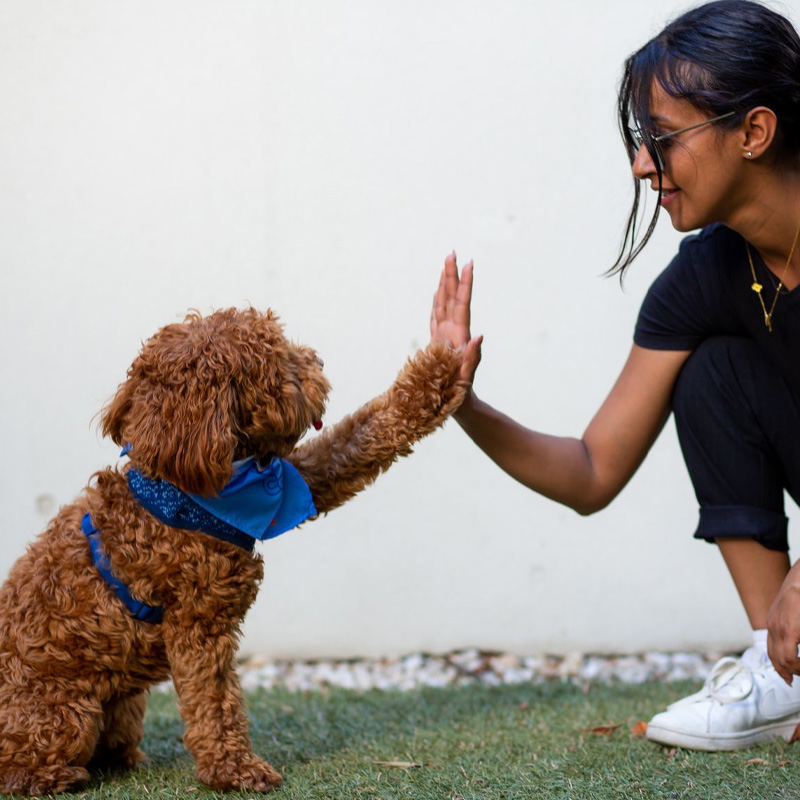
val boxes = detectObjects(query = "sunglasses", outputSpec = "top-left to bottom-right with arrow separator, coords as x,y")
630,111 -> 737,171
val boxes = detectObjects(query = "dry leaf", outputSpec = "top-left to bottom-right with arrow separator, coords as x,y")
580,724 -> 622,736
630,720 -> 648,738
373,760 -> 422,769
778,760 -> 790,767
745,758 -> 770,766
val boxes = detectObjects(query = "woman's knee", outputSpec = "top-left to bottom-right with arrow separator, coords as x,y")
672,336 -> 759,424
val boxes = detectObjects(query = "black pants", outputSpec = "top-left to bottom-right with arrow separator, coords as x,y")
672,336 -> 800,553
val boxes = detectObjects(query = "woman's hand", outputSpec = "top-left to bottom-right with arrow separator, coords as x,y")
430,252 -> 483,387
767,561 -> 800,683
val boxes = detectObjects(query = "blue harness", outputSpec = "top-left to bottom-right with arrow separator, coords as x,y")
83,454 -> 316,623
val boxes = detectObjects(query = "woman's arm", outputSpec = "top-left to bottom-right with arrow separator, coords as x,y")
431,254 -> 691,514
455,345 -> 690,513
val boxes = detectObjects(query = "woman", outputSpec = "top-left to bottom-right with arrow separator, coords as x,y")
431,0 -> 800,751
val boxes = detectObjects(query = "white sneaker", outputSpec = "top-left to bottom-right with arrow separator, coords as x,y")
646,654 -> 800,751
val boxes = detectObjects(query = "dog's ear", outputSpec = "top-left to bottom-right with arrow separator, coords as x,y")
99,375 -> 135,447
99,322 -> 237,497
125,379 -> 235,496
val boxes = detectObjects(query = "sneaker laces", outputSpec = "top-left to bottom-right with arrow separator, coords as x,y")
667,656 -> 755,710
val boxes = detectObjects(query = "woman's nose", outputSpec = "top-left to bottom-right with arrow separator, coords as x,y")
632,143 -> 657,180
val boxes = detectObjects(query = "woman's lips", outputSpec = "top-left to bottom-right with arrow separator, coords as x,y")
659,188 -> 679,207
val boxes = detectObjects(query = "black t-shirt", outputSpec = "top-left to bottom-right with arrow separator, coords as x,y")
634,223 -> 800,396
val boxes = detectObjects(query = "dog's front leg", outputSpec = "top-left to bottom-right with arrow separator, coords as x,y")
290,340 -> 466,513
163,621 -> 283,792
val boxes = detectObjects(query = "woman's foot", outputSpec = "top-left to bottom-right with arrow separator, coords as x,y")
646,652 -> 800,751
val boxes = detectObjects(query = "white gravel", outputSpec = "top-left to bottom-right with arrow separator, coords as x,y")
224,649 -> 722,693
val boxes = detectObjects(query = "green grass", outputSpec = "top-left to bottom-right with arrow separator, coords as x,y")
65,681 -> 800,800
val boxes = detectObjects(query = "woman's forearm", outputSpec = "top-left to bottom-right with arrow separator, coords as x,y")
452,348 -> 687,514
454,392 -> 609,515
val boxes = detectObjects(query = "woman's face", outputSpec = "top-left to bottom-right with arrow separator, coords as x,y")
632,82 -> 745,232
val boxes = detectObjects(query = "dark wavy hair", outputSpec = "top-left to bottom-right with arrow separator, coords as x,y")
611,0 -> 800,279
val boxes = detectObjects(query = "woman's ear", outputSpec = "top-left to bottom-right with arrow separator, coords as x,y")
742,106 -> 778,159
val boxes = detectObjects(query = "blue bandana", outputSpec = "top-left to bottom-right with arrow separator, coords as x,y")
192,457 -> 317,540
124,453 -> 317,551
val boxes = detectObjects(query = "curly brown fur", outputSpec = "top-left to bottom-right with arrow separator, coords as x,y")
0,308 -> 465,795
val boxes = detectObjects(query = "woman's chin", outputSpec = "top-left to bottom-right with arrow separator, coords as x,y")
665,208 -> 703,234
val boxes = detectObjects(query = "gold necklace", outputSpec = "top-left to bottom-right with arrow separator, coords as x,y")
746,218 -> 800,332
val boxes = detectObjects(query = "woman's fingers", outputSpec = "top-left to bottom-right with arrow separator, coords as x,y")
455,260 -> 474,329
774,635 -> 800,682
459,334 -> 483,385
767,577 -> 800,683
431,267 -> 447,335
444,251 -> 459,322
431,252 -> 478,356
768,634 -> 799,684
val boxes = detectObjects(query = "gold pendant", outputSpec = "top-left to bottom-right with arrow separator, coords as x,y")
751,282 -> 763,293
765,313 -> 773,332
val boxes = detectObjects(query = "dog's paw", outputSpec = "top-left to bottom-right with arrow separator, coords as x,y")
90,745 -> 148,771
237,758 -> 284,792
1,765 -> 90,796
199,757 -> 283,793
119,747 -> 148,770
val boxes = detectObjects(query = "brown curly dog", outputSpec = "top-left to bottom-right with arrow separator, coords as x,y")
0,308 -> 465,795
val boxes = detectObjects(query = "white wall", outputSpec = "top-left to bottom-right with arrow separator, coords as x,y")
1,0 -> 797,659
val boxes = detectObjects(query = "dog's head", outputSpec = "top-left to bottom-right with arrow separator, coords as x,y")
100,308 -> 330,496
